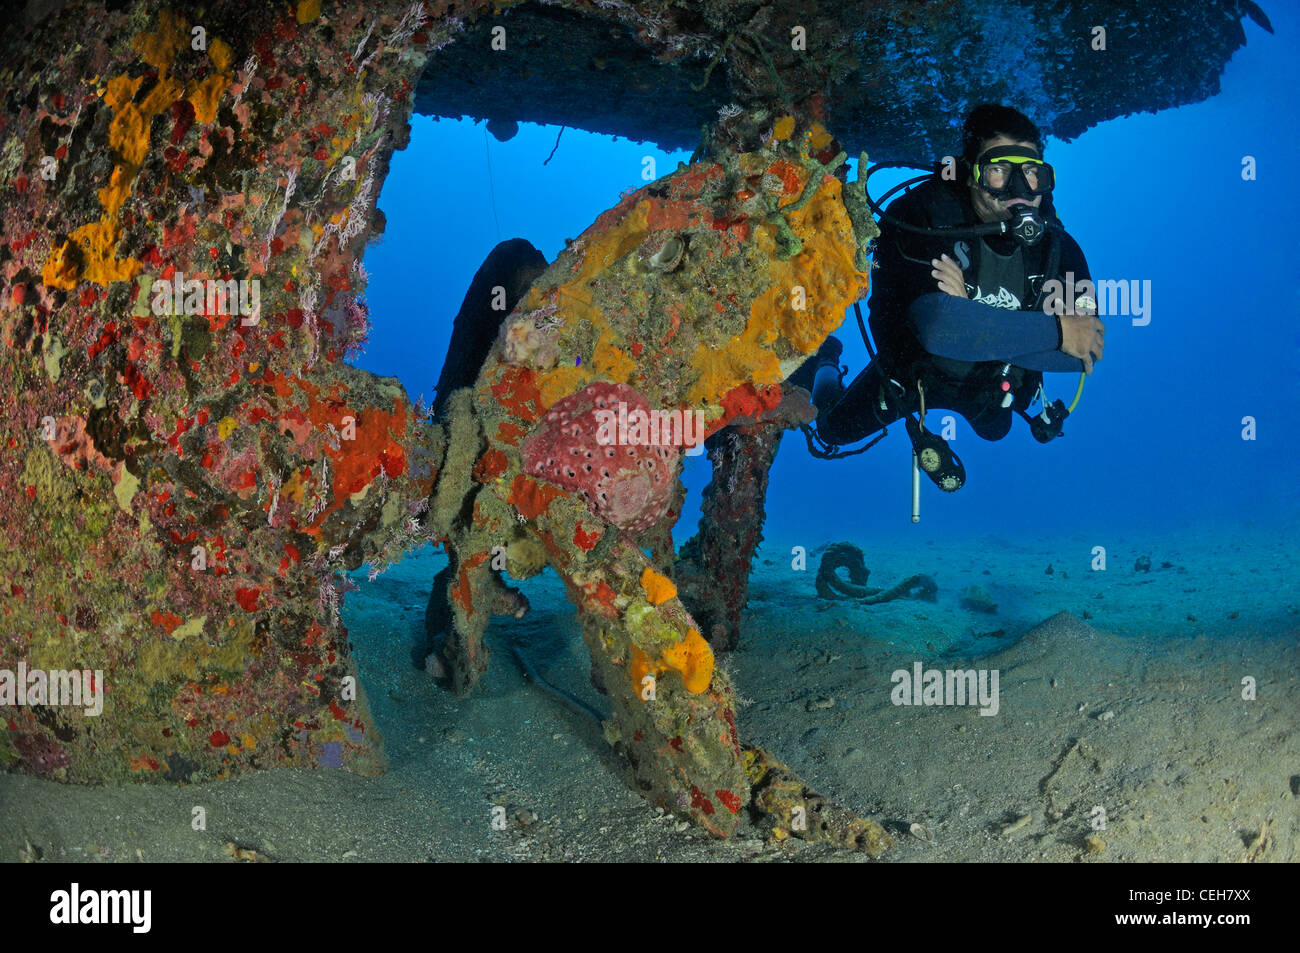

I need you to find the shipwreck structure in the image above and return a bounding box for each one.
[0,0,1268,849]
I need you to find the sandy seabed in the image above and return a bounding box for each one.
[2,524,1296,863]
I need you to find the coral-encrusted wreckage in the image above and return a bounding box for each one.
[0,0,1264,851]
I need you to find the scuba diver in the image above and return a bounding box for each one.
[793,104,1105,495]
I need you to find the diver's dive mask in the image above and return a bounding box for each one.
[973,147,1055,200]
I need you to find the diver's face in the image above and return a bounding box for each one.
[968,135,1043,223]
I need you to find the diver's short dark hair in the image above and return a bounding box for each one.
[961,104,1043,165]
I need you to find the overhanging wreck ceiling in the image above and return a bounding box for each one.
[414,0,1273,161]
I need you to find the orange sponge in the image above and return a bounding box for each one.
[661,628,714,695]
[640,567,678,605]
[627,627,714,696]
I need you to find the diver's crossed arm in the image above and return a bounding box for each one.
[1004,346,1088,374]
[906,292,1082,373]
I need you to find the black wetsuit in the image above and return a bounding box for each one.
[818,177,1091,445]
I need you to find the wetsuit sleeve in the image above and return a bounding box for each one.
[909,293,1063,361]
[1005,348,1084,373]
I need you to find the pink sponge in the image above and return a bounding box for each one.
[522,382,679,533]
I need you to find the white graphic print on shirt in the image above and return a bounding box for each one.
[970,285,1021,309]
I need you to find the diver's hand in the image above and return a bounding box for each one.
[930,254,967,298]
[1059,313,1106,374]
